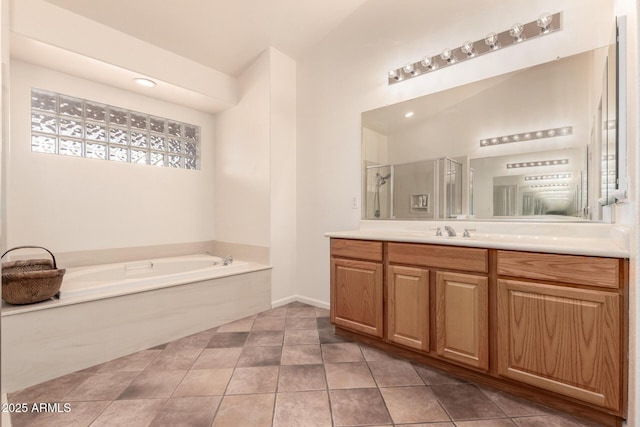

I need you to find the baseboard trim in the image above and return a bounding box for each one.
[272,295,329,310]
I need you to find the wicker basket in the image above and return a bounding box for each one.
[2,246,66,305]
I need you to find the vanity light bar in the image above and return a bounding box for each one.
[524,173,571,181]
[388,12,562,85]
[480,126,572,147]
[507,159,568,169]
[530,183,570,188]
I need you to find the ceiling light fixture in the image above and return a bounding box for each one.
[479,126,572,147]
[134,78,156,88]
[387,12,561,85]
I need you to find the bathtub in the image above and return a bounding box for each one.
[61,254,250,300]
[3,253,271,392]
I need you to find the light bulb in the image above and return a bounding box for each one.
[501,136,510,143]
[547,129,556,137]
[535,131,543,138]
[509,23,524,42]
[560,127,570,135]
[512,134,520,141]
[440,48,454,63]
[537,13,553,33]
[403,63,415,75]
[523,133,531,139]
[388,69,399,79]
[484,32,499,50]
[480,139,488,146]
[461,41,475,56]
[420,56,434,69]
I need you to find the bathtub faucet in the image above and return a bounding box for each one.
[222,255,234,266]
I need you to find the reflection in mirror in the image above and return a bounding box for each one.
[362,37,618,222]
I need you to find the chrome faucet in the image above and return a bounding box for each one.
[444,226,456,237]
[222,255,234,266]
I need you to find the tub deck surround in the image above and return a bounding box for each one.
[324,220,630,257]
[1,257,271,317]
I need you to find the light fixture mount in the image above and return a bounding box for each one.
[387,12,561,85]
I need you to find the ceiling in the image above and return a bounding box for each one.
[44,0,369,77]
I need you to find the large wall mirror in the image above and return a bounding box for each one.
[362,20,620,223]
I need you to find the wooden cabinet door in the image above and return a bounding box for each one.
[497,279,621,410]
[331,257,384,337]
[387,265,429,351]
[435,271,488,370]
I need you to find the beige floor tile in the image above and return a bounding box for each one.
[144,348,202,371]
[321,343,364,363]
[368,360,424,387]
[329,388,392,426]
[118,370,187,399]
[212,393,275,427]
[325,362,376,389]
[281,345,323,365]
[150,396,221,427]
[91,399,165,427]
[284,329,320,345]
[172,368,233,397]
[225,366,279,394]
[274,391,332,427]
[192,348,243,369]
[277,364,327,392]
[64,371,139,401]
[380,386,450,424]
[236,346,282,367]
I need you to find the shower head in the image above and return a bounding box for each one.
[376,172,391,186]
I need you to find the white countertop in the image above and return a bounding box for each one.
[325,221,630,258]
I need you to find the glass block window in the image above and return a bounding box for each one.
[30,88,201,170]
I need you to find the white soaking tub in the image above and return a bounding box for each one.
[61,254,250,300]
[2,253,271,392]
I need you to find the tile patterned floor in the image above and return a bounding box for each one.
[8,302,605,427]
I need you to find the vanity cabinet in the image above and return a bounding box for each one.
[387,265,429,351]
[496,251,624,411]
[387,242,489,369]
[329,238,627,426]
[330,239,384,338]
[436,271,489,370]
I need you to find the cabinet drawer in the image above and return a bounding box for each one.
[331,239,383,262]
[388,243,488,273]
[497,251,621,289]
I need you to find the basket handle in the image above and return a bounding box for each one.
[1,246,58,269]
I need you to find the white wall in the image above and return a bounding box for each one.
[269,48,298,304]
[215,48,298,304]
[214,51,271,247]
[7,60,216,253]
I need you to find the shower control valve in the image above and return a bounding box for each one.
[429,226,443,236]
[463,228,476,238]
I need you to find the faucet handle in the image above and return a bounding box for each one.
[429,226,442,236]
[463,228,476,238]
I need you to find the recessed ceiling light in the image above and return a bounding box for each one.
[404,112,414,118]
[134,78,156,88]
